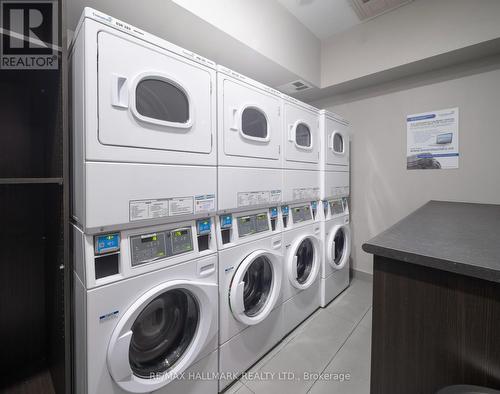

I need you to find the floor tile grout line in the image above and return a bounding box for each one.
[240,309,323,384]
[237,281,373,392]
[306,306,372,394]
[240,309,359,391]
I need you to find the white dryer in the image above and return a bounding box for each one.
[70,8,217,233]
[319,198,351,307]
[73,217,219,393]
[216,207,283,391]
[282,95,320,203]
[281,202,321,336]
[319,110,350,200]
[217,66,283,212]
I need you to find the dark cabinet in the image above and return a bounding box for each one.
[0,0,69,392]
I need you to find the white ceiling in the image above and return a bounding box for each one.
[276,0,361,40]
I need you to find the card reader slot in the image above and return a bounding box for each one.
[221,229,231,244]
[95,253,119,279]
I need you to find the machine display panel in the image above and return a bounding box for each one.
[291,205,312,223]
[131,232,167,266]
[130,227,193,266]
[95,233,120,255]
[197,219,211,235]
[255,213,269,233]
[330,199,344,215]
[269,207,278,219]
[171,228,193,255]
[237,212,269,237]
[220,215,233,229]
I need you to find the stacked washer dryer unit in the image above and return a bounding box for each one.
[71,9,219,393]
[281,95,321,335]
[319,110,351,307]
[216,66,284,391]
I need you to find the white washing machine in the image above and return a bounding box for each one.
[319,110,350,200]
[282,95,320,203]
[70,8,217,233]
[319,198,351,307]
[281,201,321,336]
[216,207,284,391]
[73,217,219,393]
[217,66,283,212]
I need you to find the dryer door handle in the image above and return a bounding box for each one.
[288,124,295,142]
[328,131,335,150]
[230,108,239,131]
[111,74,129,108]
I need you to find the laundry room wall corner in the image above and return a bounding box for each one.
[312,56,500,274]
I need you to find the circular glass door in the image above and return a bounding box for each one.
[242,256,272,317]
[295,238,314,284]
[230,251,282,325]
[333,228,345,266]
[288,236,319,290]
[129,289,199,378]
[328,225,350,270]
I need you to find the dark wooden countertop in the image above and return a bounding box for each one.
[362,200,500,283]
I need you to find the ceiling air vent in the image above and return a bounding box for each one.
[350,0,413,21]
[277,79,313,95]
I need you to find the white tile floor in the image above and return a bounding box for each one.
[223,276,373,394]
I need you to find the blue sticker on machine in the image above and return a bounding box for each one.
[281,206,289,216]
[99,310,119,322]
[95,233,120,255]
[197,219,211,235]
[269,207,278,218]
[220,215,232,229]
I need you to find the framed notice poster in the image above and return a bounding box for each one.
[406,108,459,170]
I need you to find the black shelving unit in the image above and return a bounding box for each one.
[0,0,69,393]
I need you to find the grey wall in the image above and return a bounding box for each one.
[321,0,500,88]
[313,56,500,274]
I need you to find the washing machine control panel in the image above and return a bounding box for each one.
[329,199,345,216]
[291,204,312,223]
[237,212,269,237]
[130,227,193,266]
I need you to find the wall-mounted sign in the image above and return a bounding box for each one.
[406,107,459,170]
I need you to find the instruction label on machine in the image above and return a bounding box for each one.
[237,190,282,207]
[168,197,194,216]
[407,107,459,169]
[195,194,216,213]
[293,187,320,200]
[129,199,169,221]
[129,196,194,221]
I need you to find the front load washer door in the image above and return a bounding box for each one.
[98,31,214,155]
[229,250,282,326]
[326,224,351,270]
[287,235,320,290]
[107,280,216,393]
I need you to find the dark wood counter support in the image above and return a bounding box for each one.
[364,201,500,394]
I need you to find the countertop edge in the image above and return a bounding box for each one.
[362,243,500,284]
